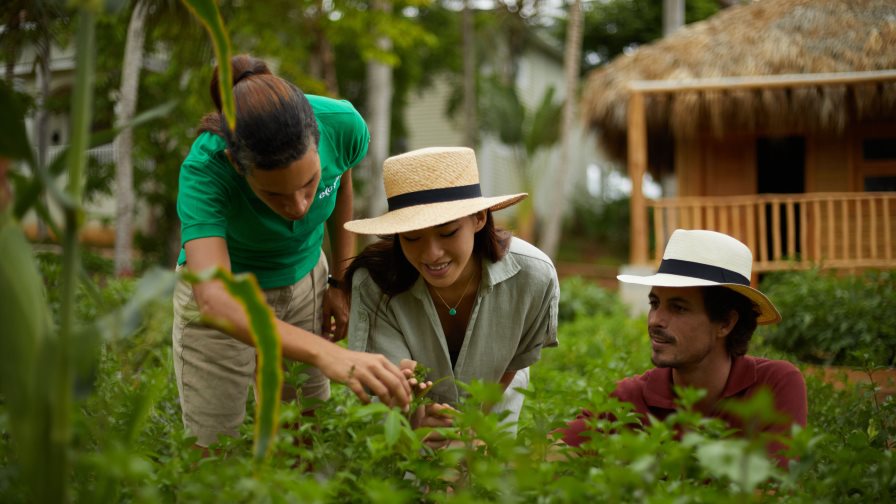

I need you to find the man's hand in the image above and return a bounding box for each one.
[316,346,411,408]
[321,284,349,341]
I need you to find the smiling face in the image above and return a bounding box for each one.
[398,212,487,289]
[243,149,321,221]
[647,286,731,371]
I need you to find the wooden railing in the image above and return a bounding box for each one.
[648,192,896,273]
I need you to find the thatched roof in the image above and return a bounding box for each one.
[582,0,896,166]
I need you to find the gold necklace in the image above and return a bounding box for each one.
[432,270,477,316]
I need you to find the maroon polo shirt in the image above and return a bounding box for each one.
[560,356,807,463]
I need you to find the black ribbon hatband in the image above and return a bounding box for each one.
[657,258,750,286]
[387,184,482,211]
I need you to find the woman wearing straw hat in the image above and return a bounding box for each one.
[172,55,410,448]
[344,146,560,432]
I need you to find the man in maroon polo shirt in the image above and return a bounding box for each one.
[560,229,807,464]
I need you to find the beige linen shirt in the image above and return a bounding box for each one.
[348,238,559,407]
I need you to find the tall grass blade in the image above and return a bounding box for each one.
[0,81,35,166]
[182,268,284,463]
[53,8,97,502]
[180,0,235,130]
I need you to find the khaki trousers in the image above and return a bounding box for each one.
[172,252,330,447]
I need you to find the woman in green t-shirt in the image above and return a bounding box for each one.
[172,55,410,447]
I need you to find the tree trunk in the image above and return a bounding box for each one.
[309,0,339,95]
[663,0,685,36]
[461,0,477,148]
[539,0,582,259]
[362,0,393,225]
[113,0,148,276]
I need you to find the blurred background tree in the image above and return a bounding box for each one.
[3,0,727,271]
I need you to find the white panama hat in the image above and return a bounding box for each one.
[617,229,782,325]
[344,146,527,235]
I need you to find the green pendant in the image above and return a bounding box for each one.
[448,308,457,316]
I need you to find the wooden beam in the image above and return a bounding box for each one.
[628,90,649,265]
[629,69,896,94]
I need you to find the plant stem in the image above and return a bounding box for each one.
[54,8,96,503]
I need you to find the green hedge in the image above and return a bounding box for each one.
[758,269,896,367]
[557,276,627,324]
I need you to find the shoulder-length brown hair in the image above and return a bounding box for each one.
[344,211,511,298]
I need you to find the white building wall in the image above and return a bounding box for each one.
[403,46,599,229]
[403,78,465,150]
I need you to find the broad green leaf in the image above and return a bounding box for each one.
[695,438,776,492]
[383,409,401,447]
[718,388,787,434]
[0,80,36,166]
[95,267,177,339]
[182,267,283,463]
[180,0,235,130]
[0,212,54,502]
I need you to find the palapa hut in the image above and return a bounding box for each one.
[582,0,896,274]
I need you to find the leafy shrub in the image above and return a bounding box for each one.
[557,276,626,324]
[3,266,896,502]
[560,196,630,263]
[758,269,896,367]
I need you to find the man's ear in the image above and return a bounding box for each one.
[718,309,739,339]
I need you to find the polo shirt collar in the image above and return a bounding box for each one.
[720,355,756,398]
[409,251,522,300]
[642,355,755,410]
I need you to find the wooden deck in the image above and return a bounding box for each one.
[647,192,896,272]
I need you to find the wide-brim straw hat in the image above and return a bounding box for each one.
[345,146,527,235]
[617,229,782,325]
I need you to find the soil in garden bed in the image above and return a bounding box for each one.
[804,365,896,401]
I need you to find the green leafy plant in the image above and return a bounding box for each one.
[758,268,896,367]
[0,0,236,500]
[3,1,895,500]
[557,276,627,324]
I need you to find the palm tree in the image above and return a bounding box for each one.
[478,76,562,242]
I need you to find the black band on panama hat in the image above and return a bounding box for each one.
[345,147,527,235]
[617,229,782,325]
[656,258,751,286]
[386,183,482,212]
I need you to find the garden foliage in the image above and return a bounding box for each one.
[759,268,896,367]
[3,1,894,501]
[4,264,896,502]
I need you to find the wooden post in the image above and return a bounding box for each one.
[628,90,649,265]
[870,197,878,260]
[653,202,665,263]
[884,197,892,261]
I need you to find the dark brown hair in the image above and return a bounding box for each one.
[198,54,320,174]
[702,286,760,357]
[344,211,511,298]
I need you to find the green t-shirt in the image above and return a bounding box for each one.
[176,95,369,289]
